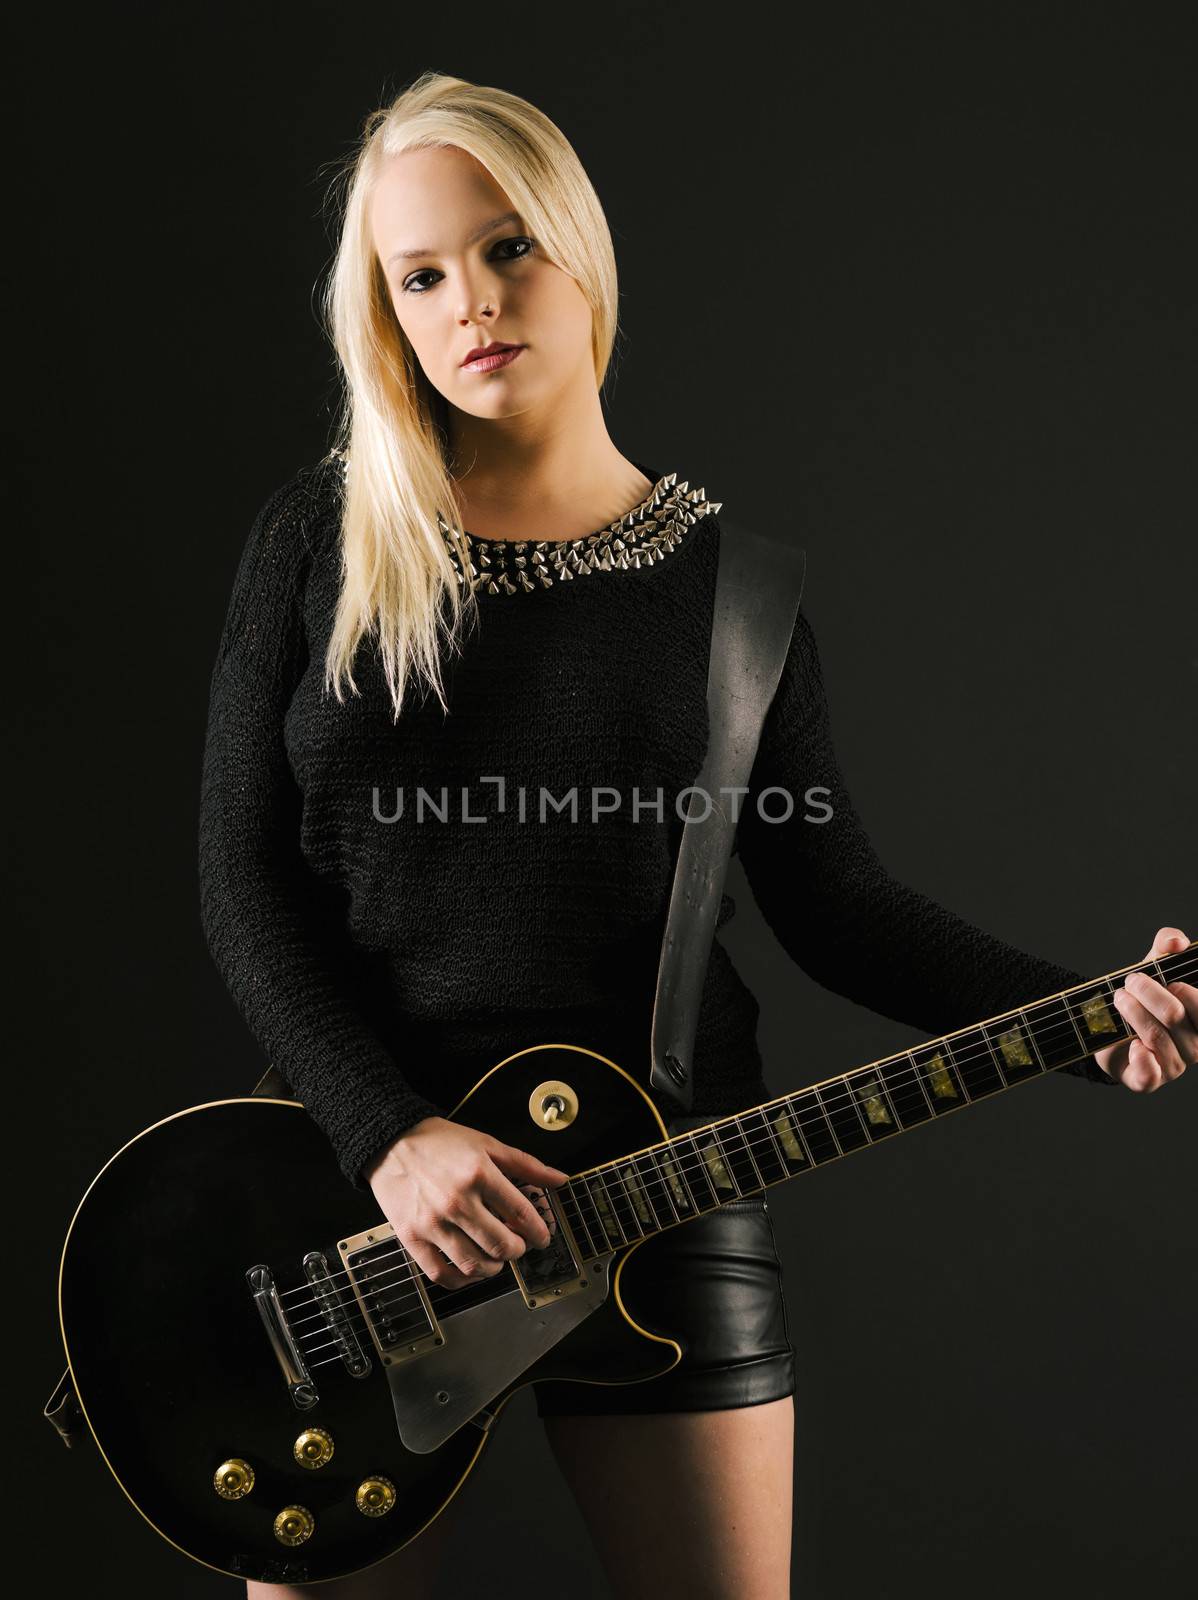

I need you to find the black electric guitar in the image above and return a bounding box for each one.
[54,943,1193,1585]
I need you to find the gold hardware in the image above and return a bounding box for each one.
[529,1079,578,1131]
[356,1476,397,1518]
[273,1505,314,1546]
[338,1223,441,1366]
[293,1427,334,1469]
[213,1458,254,1500]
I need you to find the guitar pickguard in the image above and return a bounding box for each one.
[384,1247,616,1453]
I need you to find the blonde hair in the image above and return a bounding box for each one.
[317,70,621,719]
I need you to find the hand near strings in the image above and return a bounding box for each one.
[364,1117,568,1290]
[1092,926,1197,1090]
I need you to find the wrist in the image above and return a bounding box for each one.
[363,1115,445,1186]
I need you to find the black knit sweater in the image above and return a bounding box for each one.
[197,454,1115,1189]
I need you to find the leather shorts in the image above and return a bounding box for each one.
[533,1191,795,1417]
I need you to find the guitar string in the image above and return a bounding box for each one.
[278,951,1195,1328]
[284,966,1197,1343]
[290,973,1197,1354]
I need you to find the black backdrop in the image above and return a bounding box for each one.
[13,4,1196,1596]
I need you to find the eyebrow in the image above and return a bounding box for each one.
[386,210,524,266]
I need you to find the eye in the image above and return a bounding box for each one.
[401,236,535,295]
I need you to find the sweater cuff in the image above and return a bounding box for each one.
[338,1084,447,1193]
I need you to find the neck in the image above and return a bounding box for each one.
[552,942,1196,1255]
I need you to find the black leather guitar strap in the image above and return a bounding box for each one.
[649,516,807,1116]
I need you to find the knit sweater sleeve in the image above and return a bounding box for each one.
[198,468,445,1189]
[735,609,1118,1087]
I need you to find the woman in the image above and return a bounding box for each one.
[198,71,1195,1599]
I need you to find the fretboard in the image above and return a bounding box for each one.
[554,942,1196,1257]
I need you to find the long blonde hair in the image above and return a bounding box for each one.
[318,70,621,719]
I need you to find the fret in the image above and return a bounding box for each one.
[911,1042,966,1112]
[1098,977,1134,1044]
[562,1179,603,1257]
[712,1117,766,1194]
[847,1067,902,1143]
[697,1127,742,1198]
[740,1107,791,1185]
[585,1172,628,1246]
[981,1015,1041,1085]
[557,1188,599,1260]
[603,1165,646,1240]
[1069,984,1123,1050]
[791,1088,840,1163]
[675,1133,721,1212]
[612,1160,654,1233]
[944,1029,1003,1099]
[814,1080,870,1155]
[631,1150,679,1230]
[658,1143,699,1216]
[764,1098,812,1171]
[1022,995,1086,1068]
[879,1051,935,1127]
[1016,1008,1048,1074]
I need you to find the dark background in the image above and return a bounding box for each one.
[13,3,1196,1595]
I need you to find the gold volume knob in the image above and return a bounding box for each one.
[293,1426,335,1469]
[213,1459,254,1500]
[273,1505,315,1546]
[355,1476,396,1517]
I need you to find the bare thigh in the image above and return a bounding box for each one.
[244,1486,460,1600]
[542,1396,794,1600]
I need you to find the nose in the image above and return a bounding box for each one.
[458,297,496,326]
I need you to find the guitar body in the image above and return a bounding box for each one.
[58,1046,680,1584]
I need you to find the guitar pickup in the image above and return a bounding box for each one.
[338,1225,442,1368]
[509,1190,587,1308]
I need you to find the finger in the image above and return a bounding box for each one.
[480,1167,553,1250]
[488,1141,570,1189]
[1146,926,1190,959]
[1126,1038,1165,1092]
[456,1191,529,1263]
[1117,975,1193,1079]
[427,1219,505,1282]
[1168,981,1198,1034]
[404,1233,475,1291]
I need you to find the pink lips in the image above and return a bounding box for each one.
[461,345,524,374]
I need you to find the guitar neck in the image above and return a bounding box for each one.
[555,942,1197,1254]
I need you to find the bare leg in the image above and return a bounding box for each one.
[542,1396,794,1600]
[245,1486,459,1600]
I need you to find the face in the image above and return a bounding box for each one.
[370,145,595,431]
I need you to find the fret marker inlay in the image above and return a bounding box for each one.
[927,1051,958,1099]
[1080,994,1118,1037]
[701,1140,735,1191]
[854,1075,893,1125]
[622,1167,653,1226]
[997,1026,1033,1069]
[660,1154,690,1209]
[588,1179,622,1242]
[773,1110,805,1162]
